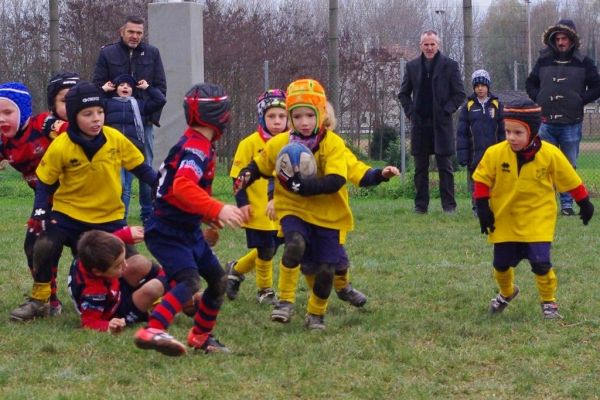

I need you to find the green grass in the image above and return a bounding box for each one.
[2,167,600,399]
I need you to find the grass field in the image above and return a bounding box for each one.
[1,167,600,399]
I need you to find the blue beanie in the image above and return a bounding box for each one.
[0,82,32,131]
[112,74,137,88]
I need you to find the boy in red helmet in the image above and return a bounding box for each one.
[134,83,246,356]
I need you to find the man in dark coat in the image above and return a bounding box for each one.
[398,30,465,214]
[526,19,600,216]
[93,15,167,224]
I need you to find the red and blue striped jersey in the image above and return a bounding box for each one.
[0,112,66,189]
[153,128,223,230]
[68,259,121,332]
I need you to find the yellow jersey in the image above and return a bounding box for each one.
[36,126,145,223]
[255,131,353,232]
[473,141,582,243]
[230,131,276,231]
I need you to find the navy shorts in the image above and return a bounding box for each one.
[280,215,343,265]
[144,217,222,282]
[245,228,283,249]
[115,279,148,325]
[493,242,552,269]
[51,211,130,254]
[301,246,349,275]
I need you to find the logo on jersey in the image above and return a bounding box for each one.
[184,147,207,162]
[501,162,510,173]
[536,168,547,180]
[180,159,203,178]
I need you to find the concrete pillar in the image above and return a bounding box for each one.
[148,1,204,167]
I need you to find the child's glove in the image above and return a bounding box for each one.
[576,197,594,225]
[233,169,252,194]
[27,208,50,236]
[475,198,495,234]
[280,171,303,193]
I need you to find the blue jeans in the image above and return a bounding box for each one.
[139,124,154,222]
[539,122,582,209]
[121,168,134,219]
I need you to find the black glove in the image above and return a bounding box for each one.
[475,198,495,234]
[280,171,303,193]
[576,197,594,225]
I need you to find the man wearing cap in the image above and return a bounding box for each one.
[399,30,465,214]
[93,15,166,224]
[526,19,600,216]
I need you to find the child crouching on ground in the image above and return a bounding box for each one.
[473,94,594,319]
[68,228,166,333]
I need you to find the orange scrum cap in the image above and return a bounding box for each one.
[286,79,328,131]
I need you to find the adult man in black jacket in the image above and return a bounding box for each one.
[399,30,465,214]
[526,19,600,216]
[93,15,166,224]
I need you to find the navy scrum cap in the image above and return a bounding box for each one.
[65,81,104,125]
[47,71,80,111]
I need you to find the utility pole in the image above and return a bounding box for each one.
[328,0,340,118]
[435,9,445,50]
[525,0,532,73]
[263,60,269,91]
[463,0,473,91]
[399,58,406,181]
[49,0,59,73]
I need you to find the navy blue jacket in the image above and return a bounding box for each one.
[93,40,166,126]
[104,87,166,150]
[456,93,505,169]
[526,48,600,124]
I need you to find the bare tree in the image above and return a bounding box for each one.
[0,0,49,111]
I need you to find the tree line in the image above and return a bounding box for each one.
[0,0,597,160]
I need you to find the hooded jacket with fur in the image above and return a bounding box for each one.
[525,20,600,124]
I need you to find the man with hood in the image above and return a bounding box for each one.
[526,19,600,216]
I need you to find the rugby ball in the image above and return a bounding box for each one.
[275,142,317,181]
